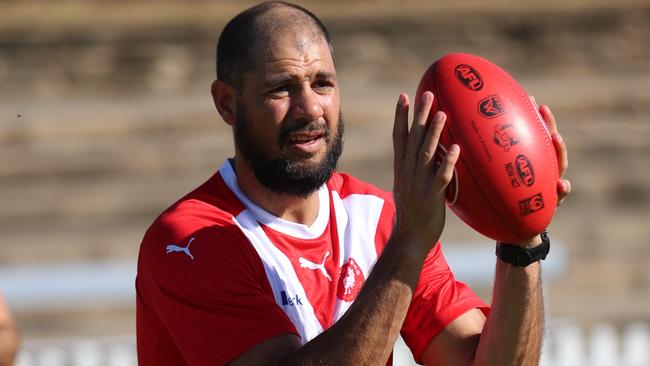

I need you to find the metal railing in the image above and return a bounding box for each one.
[15,320,650,366]
[16,335,136,366]
[6,246,648,365]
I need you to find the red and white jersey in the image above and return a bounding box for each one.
[136,160,488,365]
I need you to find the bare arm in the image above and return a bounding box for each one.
[422,259,543,366]
[0,294,19,366]
[423,104,571,366]
[476,260,543,366]
[230,91,459,366]
[233,231,436,366]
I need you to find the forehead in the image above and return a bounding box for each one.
[248,31,335,79]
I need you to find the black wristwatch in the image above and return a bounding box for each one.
[495,230,550,267]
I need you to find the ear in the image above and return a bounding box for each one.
[211,80,237,126]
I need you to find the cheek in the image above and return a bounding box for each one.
[244,99,287,142]
[322,94,341,130]
[261,99,290,125]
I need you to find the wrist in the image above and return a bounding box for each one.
[496,231,550,267]
[518,234,543,249]
[388,225,438,261]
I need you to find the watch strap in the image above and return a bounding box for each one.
[495,230,550,267]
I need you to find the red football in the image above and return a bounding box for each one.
[416,53,559,243]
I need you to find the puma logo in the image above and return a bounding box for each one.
[298,251,332,281]
[166,237,195,260]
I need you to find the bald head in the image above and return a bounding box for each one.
[216,1,333,91]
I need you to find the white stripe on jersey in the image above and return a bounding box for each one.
[232,210,324,342]
[219,160,385,343]
[331,192,382,321]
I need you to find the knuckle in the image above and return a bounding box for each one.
[439,174,451,186]
[419,149,433,161]
[441,169,454,184]
[435,167,452,185]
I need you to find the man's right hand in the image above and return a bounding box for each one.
[391,91,460,255]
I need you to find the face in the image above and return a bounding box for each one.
[233,32,343,197]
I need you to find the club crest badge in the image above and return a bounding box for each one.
[337,258,364,302]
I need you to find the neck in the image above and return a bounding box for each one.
[232,156,321,226]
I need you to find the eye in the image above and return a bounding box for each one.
[268,85,290,97]
[312,80,335,93]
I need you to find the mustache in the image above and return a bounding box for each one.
[279,121,330,144]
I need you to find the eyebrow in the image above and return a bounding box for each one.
[315,71,337,80]
[262,71,337,88]
[262,74,294,88]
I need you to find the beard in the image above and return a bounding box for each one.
[234,106,344,198]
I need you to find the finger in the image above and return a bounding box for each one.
[557,179,571,205]
[433,144,460,196]
[553,132,569,177]
[404,92,434,175]
[540,104,558,136]
[393,93,409,182]
[417,110,446,169]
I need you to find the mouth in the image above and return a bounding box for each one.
[289,131,324,143]
[286,131,326,153]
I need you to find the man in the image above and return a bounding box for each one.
[0,293,19,366]
[136,2,571,365]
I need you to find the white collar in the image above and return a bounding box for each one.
[219,159,330,239]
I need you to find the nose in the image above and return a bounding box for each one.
[291,86,324,122]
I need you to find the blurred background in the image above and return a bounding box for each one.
[0,0,648,365]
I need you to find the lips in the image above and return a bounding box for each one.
[283,129,327,155]
[288,131,324,144]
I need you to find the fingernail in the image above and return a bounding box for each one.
[556,133,563,143]
[449,144,459,154]
[421,92,431,103]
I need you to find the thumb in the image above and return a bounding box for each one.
[434,144,460,195]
